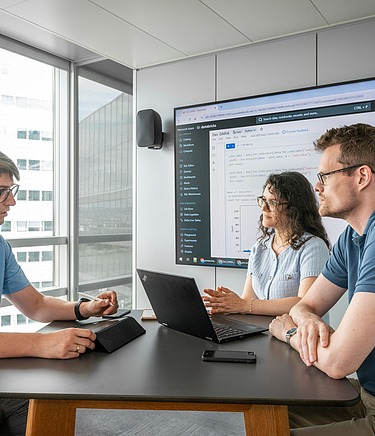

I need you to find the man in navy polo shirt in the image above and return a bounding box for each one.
[270,123,375,435]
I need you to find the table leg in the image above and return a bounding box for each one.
[26,399,76,436]
[243,404,289,436]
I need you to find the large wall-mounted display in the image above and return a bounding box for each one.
[174,77,375,269]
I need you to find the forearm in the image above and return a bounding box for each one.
[0,332,45,358]
[250,296,301,316]
[27,295,75,322]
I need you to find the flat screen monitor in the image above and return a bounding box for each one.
[174,77,375,269]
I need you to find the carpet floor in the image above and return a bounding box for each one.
[75,410,245,436]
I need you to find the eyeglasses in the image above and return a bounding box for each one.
[316,164,364,185]
[0,184,20,203]
[257,196,288,210]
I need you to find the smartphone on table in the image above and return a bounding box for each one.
[202,350,256,363]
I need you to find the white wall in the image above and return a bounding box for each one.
[135,19,375,328]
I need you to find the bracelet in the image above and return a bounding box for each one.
[249,298,255,313]
[74,298,90,320]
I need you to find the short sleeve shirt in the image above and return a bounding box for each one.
[322,212,375,396]
[247,232,330,300]
[0,235,29,298]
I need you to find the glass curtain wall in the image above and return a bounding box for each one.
[77,74,133,308]
[0,40,133,330]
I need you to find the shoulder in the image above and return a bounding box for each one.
[301,233,329,251]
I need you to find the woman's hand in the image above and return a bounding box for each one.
[202,286,247,314]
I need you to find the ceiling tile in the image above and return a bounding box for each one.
[201,0,327,40]
[311,0,375,24]
[91,0,250,55]
[3,0,184,68]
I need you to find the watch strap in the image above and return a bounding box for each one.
[74,297,90,320]
[285,327,298,345]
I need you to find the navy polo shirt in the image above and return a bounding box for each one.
[322,211,375,395]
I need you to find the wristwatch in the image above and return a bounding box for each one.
[285,327,298,345]
[74,297,90,320]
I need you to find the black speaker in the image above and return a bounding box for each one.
[136,109,163,149]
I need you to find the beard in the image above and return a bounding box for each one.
[318,197,354,220]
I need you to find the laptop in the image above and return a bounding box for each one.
[137,269,268,343]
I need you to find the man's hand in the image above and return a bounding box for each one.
[35,328,96,359]
[297,313,333,366]
[202,286,246,314]
[269,313,297,342]
[79,290,119,318]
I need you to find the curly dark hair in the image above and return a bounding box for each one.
[258,172,331,250]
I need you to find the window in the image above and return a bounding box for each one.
[17,221,27,232]
[0,42,132,330]
[42,191,53,201]
[78,73,132,307]
[28,130,40,140]
[28,160,40,170]
[28,221,40,232]
[17,190,27,201]
[1,315,11,327]
[42,221,53,231]
[17,252,27,262]
[17,129,27,139]
[17,314,26,324]
[17,159,27,169]
[28,190,40,201]
[1,221,11,231]
[42,251,53,261]
[28,252,40,262]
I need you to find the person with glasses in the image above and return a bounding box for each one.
[203,171,330,316]
[269,123,375,434]
[0,151,119,435]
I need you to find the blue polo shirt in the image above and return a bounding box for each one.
[0,235,29,298]
[247,233,329,300]
[322,211,375,396]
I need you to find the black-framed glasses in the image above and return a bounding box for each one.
[316,164,364,186]
[257,196,288,210]
[0,184,20,203]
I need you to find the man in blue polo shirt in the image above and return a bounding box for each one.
[269,123,375,434]
[0,151,119,435]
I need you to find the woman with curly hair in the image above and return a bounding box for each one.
[203,172,331,316]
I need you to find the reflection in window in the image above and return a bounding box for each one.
[78,77,133,304]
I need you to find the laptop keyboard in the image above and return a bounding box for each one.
[212,321,244,338]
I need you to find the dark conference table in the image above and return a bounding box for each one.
[0,312,359,436]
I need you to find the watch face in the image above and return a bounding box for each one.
[287,327,297,336]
